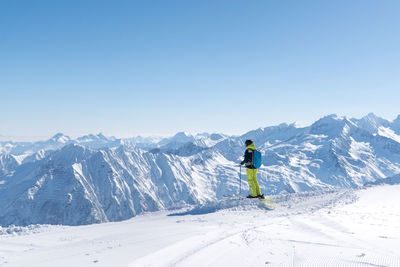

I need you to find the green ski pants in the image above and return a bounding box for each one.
[246,168,261,197]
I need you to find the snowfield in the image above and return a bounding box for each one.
[1,184,399,267]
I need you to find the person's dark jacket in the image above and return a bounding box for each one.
[240,143,256,169]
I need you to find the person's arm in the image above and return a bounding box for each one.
[240,150,250,165]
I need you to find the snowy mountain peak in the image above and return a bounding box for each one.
[77,133,110,142]
[363,112,379,120]
[157,131,195,147]
[74,133,121,149]
[310,114,348,136]
[392,115,400,126]
[318,114,342,122]
[209,133,224,141]
[277,122,290,128]
[96,132,110,140]
[50,133,71,143]
[290,122,302,128]
[360,112,387,124]
[354,113,390,134]
[49,143,94,164]
[173,131,192,139]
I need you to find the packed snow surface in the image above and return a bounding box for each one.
[1,184,399,267]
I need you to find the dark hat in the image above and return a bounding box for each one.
[245,139,253,146]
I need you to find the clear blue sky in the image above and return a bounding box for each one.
[1,0,399,140]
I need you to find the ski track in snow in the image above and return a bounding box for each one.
[130,189,362,267]
[1,185,400,267]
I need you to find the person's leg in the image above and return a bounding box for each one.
[252,169,261,196]
[246,168,256,196]
[247,169,261,197]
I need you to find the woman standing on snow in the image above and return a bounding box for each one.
[240,139,264,199]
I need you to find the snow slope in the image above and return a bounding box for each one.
[0,184,399,266]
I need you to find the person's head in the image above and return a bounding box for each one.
[245,139,253,147]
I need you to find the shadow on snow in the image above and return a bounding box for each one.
[168,198,265,216]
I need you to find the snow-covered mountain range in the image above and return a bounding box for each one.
[1,113,400,226]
